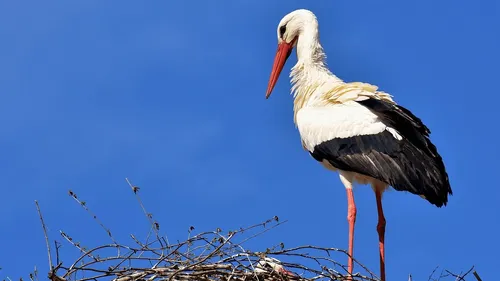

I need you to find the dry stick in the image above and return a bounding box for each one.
[208,232,260,281]
[60,231,98,265]
[125,178,168,249]
[129,234,165,258]
[54,241,62,266]
[29,266,39,281]
[269,245,376,278]
[472,270,482,281]
[167,233,235,281]
[75,255,168,269]
[107,251,137,273]
[444,266,474,281]
[64,244,136,277]
[438,268,449,281]
[153,243,187,268]
[34,200,53,270]
[76,273,112,281]
[68,190,120,255]
[428,266,440,281]
[230,219,288,250]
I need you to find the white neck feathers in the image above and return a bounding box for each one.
[289,22,343,115]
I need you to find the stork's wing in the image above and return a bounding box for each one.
[297,98,452,207]
[356,98,435,157]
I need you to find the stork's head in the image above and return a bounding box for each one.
[266,9,319,99]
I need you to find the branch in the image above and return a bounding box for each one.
[34,200,53,271]
[473,270,483,281]
[125,178,167,248]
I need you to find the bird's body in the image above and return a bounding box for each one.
[265,9,452,281]
[295,81,450,206]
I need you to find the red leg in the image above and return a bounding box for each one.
[375,190,386,281]
[346,188,357,278]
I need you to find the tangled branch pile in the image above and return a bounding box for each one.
[49,217,378,281]
[29,179,480,281]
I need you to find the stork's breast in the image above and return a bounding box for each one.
[296,101,388,152]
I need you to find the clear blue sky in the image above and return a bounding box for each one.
[1,1,498,280]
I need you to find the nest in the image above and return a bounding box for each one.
[27,179,480,281]
[49,216,379,281]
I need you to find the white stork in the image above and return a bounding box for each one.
[265,9,452,281]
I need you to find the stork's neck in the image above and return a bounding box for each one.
[295,24,326,65]
[290,26,344,115]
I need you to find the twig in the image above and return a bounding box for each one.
[125,178,168,248]
[60,231,97,263]
[54,241,61,266]
[34,200,53,270]
[472,270,482,281]
[428,265,440,281]
[444,266,474,281]
[167,233,235,281]
[67,190,120,256]
[230,218,288,250]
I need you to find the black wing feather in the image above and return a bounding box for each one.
[311,98,452,207]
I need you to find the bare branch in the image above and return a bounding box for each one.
[473,270,482,281]
[125,178,167,248]
[67,190,119,252]
[444,266,475,281]
[34,200,53,271]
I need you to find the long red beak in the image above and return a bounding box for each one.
[265,40,295,99]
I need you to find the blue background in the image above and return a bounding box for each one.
[1,1,498,280]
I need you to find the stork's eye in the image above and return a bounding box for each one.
[279,25,286,38]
